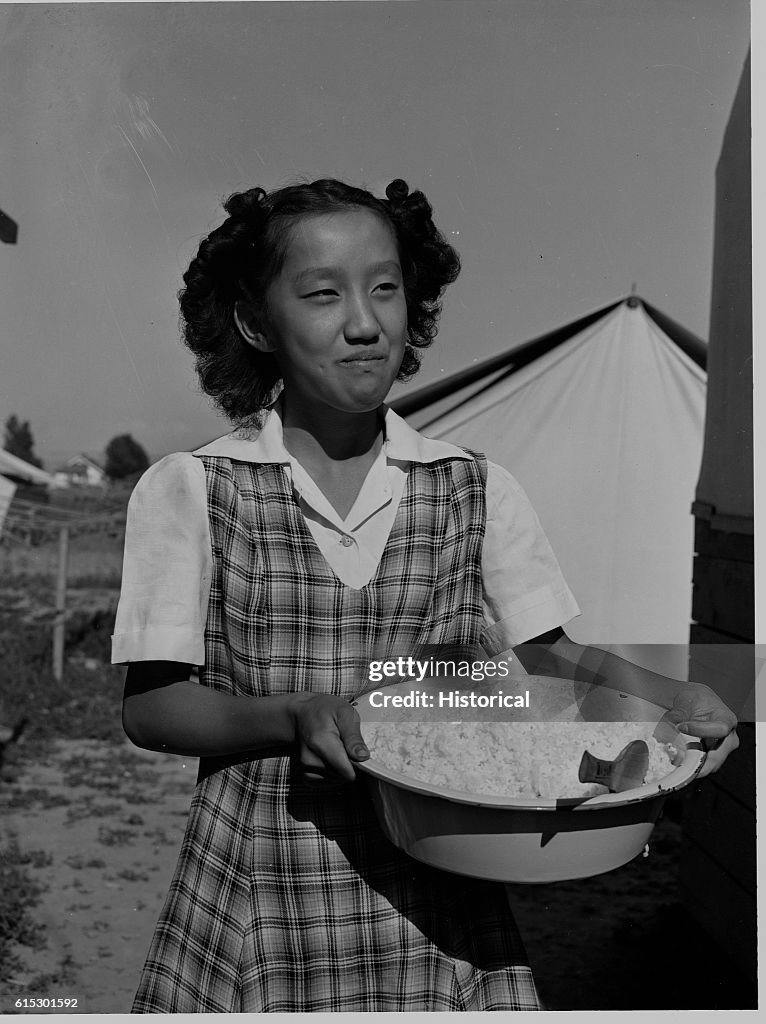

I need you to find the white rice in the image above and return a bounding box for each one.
[362,721,684,799]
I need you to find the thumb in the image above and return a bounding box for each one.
[337,706,370,761]
[348,735,370,761]
[675,719,732,740]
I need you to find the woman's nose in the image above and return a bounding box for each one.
[344,295,380,341]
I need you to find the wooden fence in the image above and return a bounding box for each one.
[0,496,127,680]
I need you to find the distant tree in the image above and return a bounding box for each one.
[3,414,43,468]
[104,434,150,480]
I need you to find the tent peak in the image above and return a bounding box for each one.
[618,295,706,369]
[391,295,705,418]
[392,298,624,417]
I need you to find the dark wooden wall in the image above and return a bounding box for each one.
[682,50,755,986]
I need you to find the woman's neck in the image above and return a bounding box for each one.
[280,399,384,465]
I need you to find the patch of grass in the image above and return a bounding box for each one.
[0,609,125,780]
[15,848,53,870]
[123,790,162,806]
[2,787,72,810]
[96,825,135,848]
[62,762,157,794]
[64,853,109,871]
[59,747,166,811]
[0,837,48,975]
[62,609,117,661]
[62,772,121,796]
[85,920,110,934]
[61,746,151,776]
[64,800,122,825]
[0,517,126,590]
[27,951,79,989]
[68,572,123,590]
[142,827,176,847]
[115,867,150,883]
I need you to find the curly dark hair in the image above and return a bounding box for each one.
[179,178,460,422]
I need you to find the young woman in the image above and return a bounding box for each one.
[112,178,737,1012]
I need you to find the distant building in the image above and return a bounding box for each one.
[52,454,108,489]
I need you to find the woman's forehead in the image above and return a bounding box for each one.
[280,209,399,271]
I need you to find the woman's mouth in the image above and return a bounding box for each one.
[339,354,386,367]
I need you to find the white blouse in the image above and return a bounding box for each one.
[111,405,579,665]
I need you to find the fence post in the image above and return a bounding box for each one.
[52,524,69,681]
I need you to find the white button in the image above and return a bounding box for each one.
[339,534,354,547]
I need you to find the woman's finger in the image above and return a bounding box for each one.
[672,685,737,723]
[679,718,736,739]
[291,698,369,782]
[694,730,740,778]
[294,748,344,785]
[335,704,370,762]
[300,728,358,782]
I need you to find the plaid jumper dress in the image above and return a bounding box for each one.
[132,452,540,1012]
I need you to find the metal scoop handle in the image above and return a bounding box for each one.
[578,739,650,793]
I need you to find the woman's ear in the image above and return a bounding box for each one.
[234,301,274,353]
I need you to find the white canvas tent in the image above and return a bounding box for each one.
[0,446,56,487]
[0,447,57,537]
[0,473,15,535]
[392,297,707,654]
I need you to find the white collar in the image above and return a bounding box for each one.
[192,401,470,466]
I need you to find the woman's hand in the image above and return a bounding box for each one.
[289,693,370,783]
[665,682,739,778]
[513,636,741,781]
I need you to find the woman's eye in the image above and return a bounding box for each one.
[375,282,399,293]
[305,289,337,298]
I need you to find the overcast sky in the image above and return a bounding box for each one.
[0,0,751,466]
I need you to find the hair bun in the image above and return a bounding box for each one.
[385,180,433,236]
[224,187,268,223]
[385,179,410,204]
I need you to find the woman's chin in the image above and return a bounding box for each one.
[287,375,397,418]
[335,379,395,413]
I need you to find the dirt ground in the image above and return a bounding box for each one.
[0,734,757,1014]
[0,739,196,1014]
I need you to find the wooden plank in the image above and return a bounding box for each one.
[680,842,757,983]
[690,623,747,644]
[691,555,754,639]
[681,780,756,888]
[694,517,754,562]
[692,502,754,537]
[677,717,754,978]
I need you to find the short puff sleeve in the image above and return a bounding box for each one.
[111,453,211,665]
[481,462,580,653]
